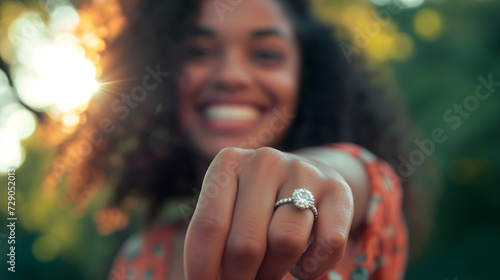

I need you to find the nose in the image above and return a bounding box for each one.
[211,48,251,93]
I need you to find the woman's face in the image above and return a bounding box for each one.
[177,0,300,160]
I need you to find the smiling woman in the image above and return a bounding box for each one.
[45,0,426,279]
[177,0,300,160]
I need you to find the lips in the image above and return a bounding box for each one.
[197,102,268,133]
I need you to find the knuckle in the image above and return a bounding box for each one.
[322,178,354,209]
[253,147,286,172]
[217,147,244,162]
[324,231,347,260]
[226,235,264,265]
[269,221,307,255]
[290,159,322,178]
[337,180,352,194]
[255,147,281,162]
[322,177,345,193]
[336,180,354,208]
[191,210,228,239]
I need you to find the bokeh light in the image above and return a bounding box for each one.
[32,234,60,262]
[327,3,416,62]
[401,0,426,9]
[0,127,25,171]
[414,8,444,41]
[9,12,99,113]
[0,69,33,172]
[15,36,99,112]
[61,112,81,128]
[371,0,392,6]
[2,103,37,140]
[0,0,110,172]
[390,33,415,61]
[50,5,80,33]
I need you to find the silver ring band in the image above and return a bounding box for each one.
[274,188,318,220]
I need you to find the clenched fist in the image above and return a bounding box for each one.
[184,146,368,280]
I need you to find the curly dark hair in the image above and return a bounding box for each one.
[45,0,432,257]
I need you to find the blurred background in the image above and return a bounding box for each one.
[0,0,499,279]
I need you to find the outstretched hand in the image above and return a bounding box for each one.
[184,147,356,280]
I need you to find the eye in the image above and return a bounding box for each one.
[252,49,284,66]
[187,46,214,61]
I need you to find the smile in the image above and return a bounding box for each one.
[204,104,260,122]
[198,103,268,133]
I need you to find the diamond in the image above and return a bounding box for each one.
[292,188,314,209]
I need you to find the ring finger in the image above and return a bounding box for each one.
[256,166,321,279]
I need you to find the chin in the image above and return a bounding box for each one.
[188,132,255,161]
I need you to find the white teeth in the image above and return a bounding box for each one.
[204,105,260,122]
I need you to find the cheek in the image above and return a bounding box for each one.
[177,65,210,124]
[261,71,299,111]
[178,65,210,98]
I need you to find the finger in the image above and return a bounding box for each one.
[256,161,322,280]
[256,198,314,279]
[290,183,354,280]
[221,147,288,280]
[184,148,243,280]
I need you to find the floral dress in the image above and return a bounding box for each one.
[108,143,408,280]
